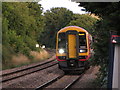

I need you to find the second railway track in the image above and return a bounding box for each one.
[35,73,84,90]
[2,58,58,83]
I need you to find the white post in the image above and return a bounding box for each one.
[112,44,119,89]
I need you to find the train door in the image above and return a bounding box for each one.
[68,34,77,58]
[67,31,79,59]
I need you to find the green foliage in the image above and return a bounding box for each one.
[80,2,120,33]
[39,7,97,48]
[39,7,74,48]
[2,2,98,70]
[2,2,44,68]
[68,14,97,33]
[92,21,109,87]
[79,2,120,87]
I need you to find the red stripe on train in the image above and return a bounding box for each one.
[56,56,66,61]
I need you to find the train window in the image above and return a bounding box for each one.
[58,33,66,53]
[79,32,87,53]
[79,32,87,48]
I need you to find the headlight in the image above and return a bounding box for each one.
[79,49,86,53]
[58,49,65,54]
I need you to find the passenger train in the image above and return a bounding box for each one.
[56,26,93,72]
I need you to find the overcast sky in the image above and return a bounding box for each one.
[38,0,86,14]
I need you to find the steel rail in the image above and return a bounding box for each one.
[35,73,84,90]
[35,74,65,90]
[63,73,84,90]
[2,59,55,77]
[2,62,58,83]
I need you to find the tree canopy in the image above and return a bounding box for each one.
[80,2,120,33]
[39,7,74,48]
[39,7,97,48]
[2,2,97,71]
[68,14,97,33]
[2,2,44,68]
[79,2,120,87]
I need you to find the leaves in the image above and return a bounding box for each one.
[39,7,97,48]
[68,14,97,33]
[2,2,44,63]
[79,2,120,87]
[39,7,73,48]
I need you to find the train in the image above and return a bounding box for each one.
[56,26,93,72]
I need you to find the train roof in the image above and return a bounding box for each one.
[58,26,88,34]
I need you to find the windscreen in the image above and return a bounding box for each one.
[79,32,87,49]
[58,33,66,50]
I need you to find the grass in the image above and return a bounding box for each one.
[2,49,52,70]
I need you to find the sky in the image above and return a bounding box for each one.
[38,0,86,14]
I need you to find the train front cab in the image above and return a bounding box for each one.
[56,26,90,71]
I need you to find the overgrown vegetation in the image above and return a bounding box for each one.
[67,14,97,33]
[2,2,97,70]
[39,7,74,48]
[39,8,97,48]
[79,2,120,87]
[2,2,44,69]
[2,2,120,88]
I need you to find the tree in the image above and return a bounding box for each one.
[67,14,97,33]
[80,2,120,33]
[79,2,120,87]
[2,2,44,69]
[39,7,73,48]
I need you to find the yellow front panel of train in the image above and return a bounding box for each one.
[68,34,76,58]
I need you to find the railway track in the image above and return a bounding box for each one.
[63,75,83,90]
[35,74,65,90]
[2,59,58,83]
[35,73,84,90]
